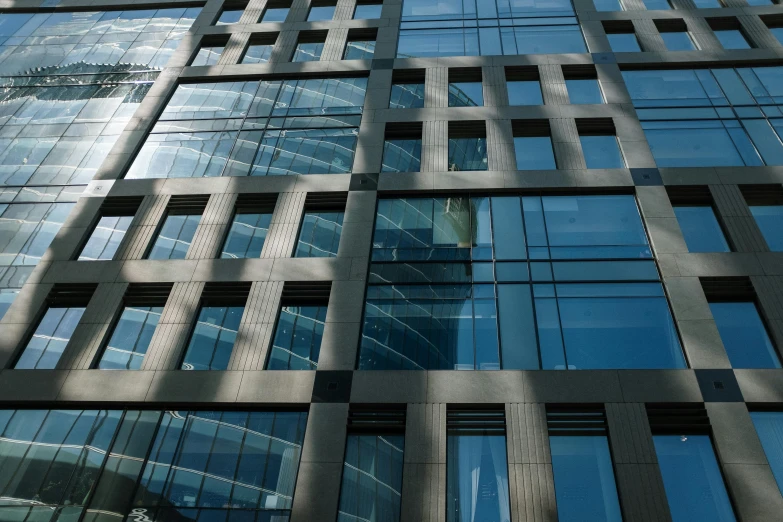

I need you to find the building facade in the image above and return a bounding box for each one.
[0,0,783,520]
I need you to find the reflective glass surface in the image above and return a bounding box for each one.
[654,435,736,522]
[771,27,783,45]
[750,412,783,495]
[693,0,721,5]
[262,7,290,21]
[449,82,484,107]
[594,0,624,11]
[715,30,750,50]
[267,305,326,370]
[308,5,336,21]
[514,136,557,169]
[550,436,622,522]
[0,409,307,521]
[15,306,85,369]
[354,4,383,18]
[0,288,18,321]
[98,305,162,369]
[193,45,224,66]
[390,83,425,109]
[382,139,422,172]
[673,206,730,253]
[221,212,272,259]
[147,214,201,260]
[607,33,641,52]
[78,215,133,260]
[0,202,75,266]
[127,78,367,178]
[293,41,324,62]
[242,44,274,63]
[566,79,604,104]
[295,211,344,257]
[181,305,244,370]
[642,0,671,8]
[710,302,780,368]
[507,81,543,105]
[448,137,488,171]
[338,434,404,522]
[217,9,244,24]
[447,432,510,522]
[344,40,376,60]
[580,135,625,168]
[750,205,783,251]
[662,32,697,51]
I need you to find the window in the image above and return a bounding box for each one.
[0,409,307,520]
[654,434,736,521]
[267,305,327,369]
[307,3,336,21]
[389,70,425,109]
[448,121,488,171]
[769,26,783,45]
[360,195,685,371]
[449,69,484,107]
[622,67,783,167]
[548,407,623,522]
[595,0,623,11]
[563,65,604,104]
[344,29,377,60]
[506,66,543,106]
[715,29,751,49]
[446,410,510,522]
[512,120,557,170]
[295,212,344,257]
[292,32,326,61]
[0,289,19,322]
[643,0,672,9]
[751,412,783,495]
[241,34,277,63]
[606,32,642,52]
[192,38,227,66]
[221,195,274,259]
[15,306,85,369]
[397,0,586,57]
[261,2,290,22]
[674,206,730,252]
[657,21,698,51]
[147,214,201,260]
[354,2,383,19]
[180,283,249,370]
[693,0,722,6]
[743,185,783,251]
[79,216,133,261]
[383,123,422,173]
[98,305,162,370]
[0,202,75,267]
[577,119,625,168]
[338,410,405,522]
[217,6,245,24]
[126,78,367,179]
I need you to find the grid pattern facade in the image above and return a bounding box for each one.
[0,0,783,520]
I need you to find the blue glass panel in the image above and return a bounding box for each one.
[715,30,751,50]
[607,33,641,52]
[192,46,224,66]
[261,8,289,22]
[295,211,344,258]
[580,135,625,168]
[507,81,543,105]
[497,284,538,369]
[662,32,696,51]
[710,302,780,369]
[382,139,422,172]
[566,79,604,104]
[642,0,671,8]
[743,119,783,166]
[307,5,336,21]
[594,0,623,11]
[292,42,323,62]
[643,122,750,167]
[389,83,425,109]
[514,136,557,169]
[751,412,783,495]
[354,4,383,19]
[217,9,244,24]
[550,436,622,522]
[148,214,201,260]
[447,433,510,522]
[344,40,375,60]
[449,82,484,107]
[693,0,720,5]
[0,288,18,321]
[78,215,133,260]
[448,138,488,171]
[15,306,85,369]
[771,27,783,46]
[654,435,736,522]
[180,306,244,370]
[750,205,783,251]
[674,206,730,253]
[221,212,271,259]
[267,306,326,370]
[98,306,163,369]
[241,44,274,64]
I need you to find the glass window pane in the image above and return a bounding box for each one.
[710,302,780,369]
[307,5,335,21]
[507,81,543,106]
[594,0,623,11]
[550,436,622,522]
[192,46,224,66]
[514,136,556,170]
[354,4,382,19]
[447,433,511,522]
[662,32,697,51]
[147,214,201,260]
[267,305,326,370]
[449,82,483,107]
[750,205,783,251]
[262,8,289,22]
[78,215,133,261]
[180,305,244,370]
[715,30,751,50]
[216,10,243,24]
[15,307,85,369]
[382,139,422,173]
[673,206,730,253]
[390,83,425,109]
[580,135,625,168]
[448,138,488,171]
[295,211,344,258]
[241,44,273,64]
[751,412,783,496]
[607,33,641,52]
[344,40,375,60]
[98,306,163,370]
[221,212,271,259]
[292,42,324,62]
[566,79,604,104]
[654,435,736,522]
